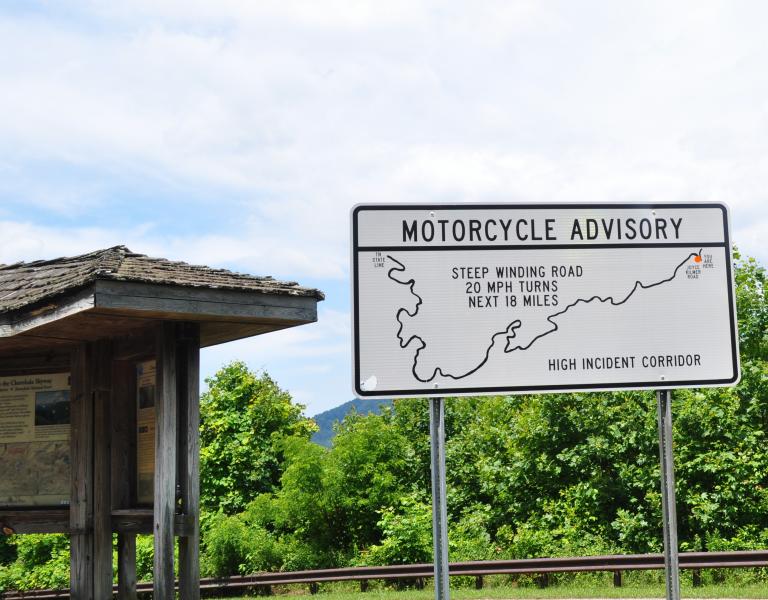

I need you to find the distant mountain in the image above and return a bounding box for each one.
[311,398,393,447]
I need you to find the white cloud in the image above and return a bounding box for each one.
[2,0,768,411]
[0,221,133,264]
[0,219,346,280]
[2,0,767,271]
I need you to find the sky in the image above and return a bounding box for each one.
[1,1,767,415]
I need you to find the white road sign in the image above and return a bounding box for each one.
[351,203,740,398]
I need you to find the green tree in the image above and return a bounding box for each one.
[200,361,316,514]
[323,409,415,549]
[733,249,767,362]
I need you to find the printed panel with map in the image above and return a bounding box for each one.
[0,373,71,506]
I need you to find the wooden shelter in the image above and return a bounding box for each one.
[0,246,323,599]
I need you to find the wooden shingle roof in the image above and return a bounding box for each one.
[0,246,323,354]
[0,245,323,315]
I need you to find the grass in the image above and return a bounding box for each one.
[298,585,768,600]
[221,577,768,600]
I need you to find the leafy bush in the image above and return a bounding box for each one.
[200,512,281,577]
[275,535,336,572]
[449,504,497,561]
[360,493,433,566]
[135,535,154,583]
[0,535,69,591]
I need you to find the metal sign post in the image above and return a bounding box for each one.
[429,397,450,600]
[656,389,680,600]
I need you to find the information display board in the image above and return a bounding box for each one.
[136,360,156,505]
[0,373,71,506]
[352,203,739,398]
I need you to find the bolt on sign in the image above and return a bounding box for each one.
[351,203,740,398]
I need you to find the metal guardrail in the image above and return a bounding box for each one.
[3,550,768,599]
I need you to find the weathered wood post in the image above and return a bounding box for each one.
[112,358,138,600]
[178,322,201,600]
[70,343,94,600]
[154,323,178,600]
[93,339,114,599]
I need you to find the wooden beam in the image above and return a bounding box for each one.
[111,360,137,600]
[94,280,318,324]
[0,335,76,357]
[110,508,152,534]
[0,510,70,534]
[93,340,113,600]
[154,323,178,600]
[16,312,153,344]
[70,343,94,600]
[0,288,94,338]
[111,510,193,536]
[0,351,69,375]
[177,322,201,600]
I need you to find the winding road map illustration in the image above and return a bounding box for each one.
[353,204,739,398]
[387,248,702,384]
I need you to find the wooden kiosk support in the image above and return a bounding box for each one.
[0,246,323,599]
